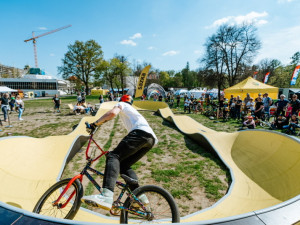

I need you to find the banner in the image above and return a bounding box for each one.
[264,72,270,84]
[135,65,151,97]
[290,65,300,85]
[253,71,258,80]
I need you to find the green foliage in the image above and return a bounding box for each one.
[58,40,104,93]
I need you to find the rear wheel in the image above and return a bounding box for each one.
[120,185,180,224]
[33,178,83,219]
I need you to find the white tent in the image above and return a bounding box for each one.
[174,89,190,97]
[189,89,206,98]
[0,86,17,93]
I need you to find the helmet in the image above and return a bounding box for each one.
[120,94,133,105]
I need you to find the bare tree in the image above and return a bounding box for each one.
[212,23,261,86]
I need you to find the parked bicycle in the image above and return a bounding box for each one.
[33,122,180,224]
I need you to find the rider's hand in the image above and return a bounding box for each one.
[86,122,97,133]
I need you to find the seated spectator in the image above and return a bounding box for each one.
[283,114,299,135]
[271,115,288,130]
[85,102,94,114]
[74,102,85,115]
[242,116,255,129]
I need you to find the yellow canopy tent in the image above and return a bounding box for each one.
[90,89,109,96]
[224,76,278,100]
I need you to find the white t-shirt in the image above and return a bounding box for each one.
[116,102,158,144]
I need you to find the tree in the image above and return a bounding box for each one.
[258,58,281,82]
[291,51,300,65]
[114,55,131,94]
[209,23,261,86]
[58,40,103,94]
[201,37,226,99]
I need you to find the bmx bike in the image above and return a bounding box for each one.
[33,122,180,224]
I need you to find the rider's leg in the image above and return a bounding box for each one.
[82,130,154,209]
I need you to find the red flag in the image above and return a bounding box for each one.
[253,71,258,79]
[264,72,270,84]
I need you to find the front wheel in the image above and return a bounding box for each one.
[120,185,180,224]
[33,178,83,219]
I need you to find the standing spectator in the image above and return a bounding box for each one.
[15,95,24,121]
[184,98,191,113]
[235,96,242,120]
[249,98,255,114]
[255,93,262,103]
[99,95,104,104]
[169,95,174,108]
[275,94,289,117]
[52,94,61,113]
[153,94,158,101]
[0,93,10,122]
[290,94,300,116]
[81,91,86,103]
[9,94,16,112]
[77,93,82,103]
[243,93,251,108]
[263,93,272,119]
[176,95,180,107]
[230,98,236,119]
[184,93,188,101]
[285,102,293,120]
[254,97,264,119]
[166,93,170,103]
[229,95,234,106]
[158,94,163,102]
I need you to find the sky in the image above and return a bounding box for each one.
[1,0,300,78]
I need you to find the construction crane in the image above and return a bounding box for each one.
[24,25,72,68]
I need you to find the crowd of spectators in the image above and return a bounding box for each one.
[0,92,25,122]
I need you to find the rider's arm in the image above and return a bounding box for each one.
[93,105,121,126]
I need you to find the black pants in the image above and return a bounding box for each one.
[103,129,155,192]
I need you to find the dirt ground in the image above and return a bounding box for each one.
[0,98,230,218]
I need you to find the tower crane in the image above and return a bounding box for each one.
[24,25,72,68]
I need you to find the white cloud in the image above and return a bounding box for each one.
[38,27,47,30]
[120,40,137,46]
[206,11,268,29]
[255,25,300,65]
[162,50,179,56]
[148,46,155,50]
[278,0,295,3]
[49,53,55,57]
[130,33,142,39]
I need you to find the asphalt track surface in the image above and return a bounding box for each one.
[0,101,300,225]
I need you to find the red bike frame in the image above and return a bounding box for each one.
[53,133,108,208]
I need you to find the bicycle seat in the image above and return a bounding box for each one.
[121,174,138,186]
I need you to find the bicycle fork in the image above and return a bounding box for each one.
[52,174,83,208]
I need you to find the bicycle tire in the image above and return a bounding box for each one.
[33,178,83,220]
[120,185,180,224]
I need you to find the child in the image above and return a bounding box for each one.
[285,103,293,119]
[242,116,255,129]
